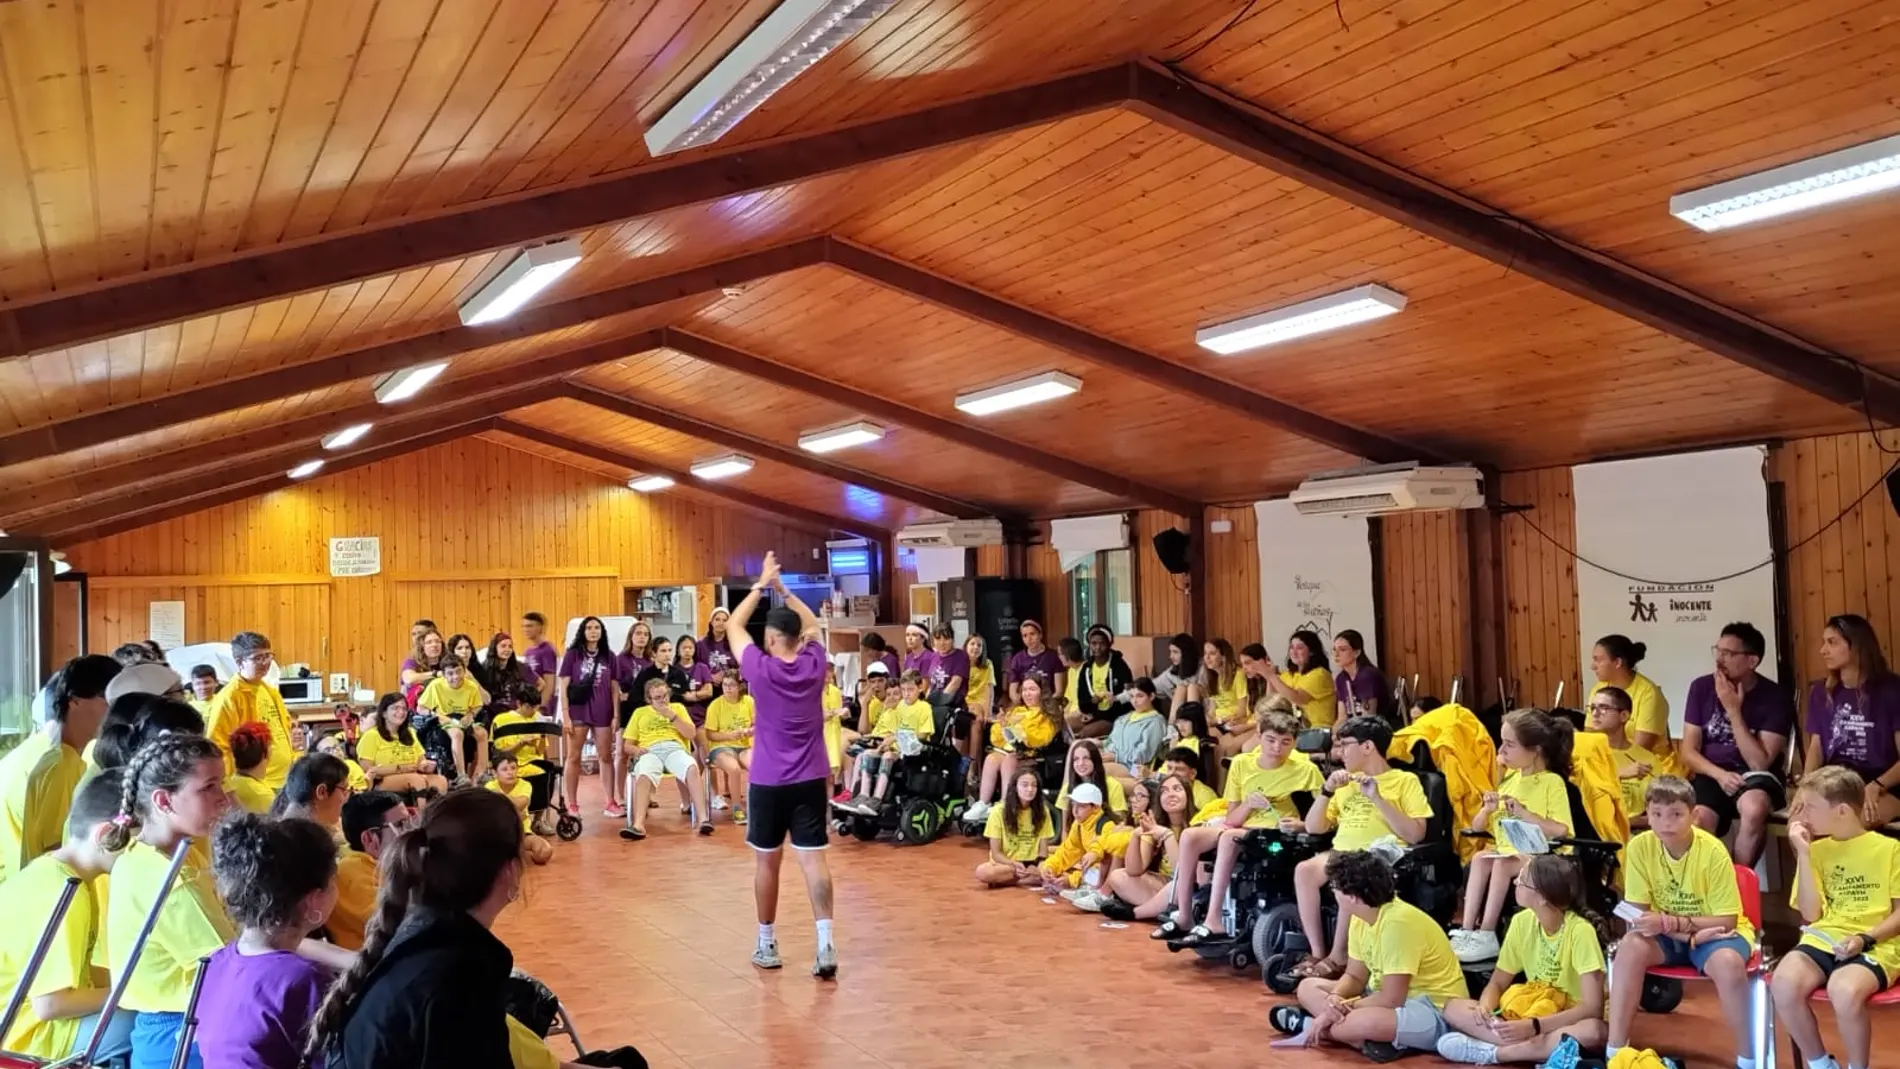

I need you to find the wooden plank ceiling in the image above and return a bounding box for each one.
[1,0,1896,542]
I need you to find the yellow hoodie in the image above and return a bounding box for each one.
[1040,810,1118,888]
[1390,703,1496,861]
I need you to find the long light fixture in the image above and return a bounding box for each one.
[321,423,373,450]
[628,475,675,492]
[954,371,1082,417]
[644,0,900,156]
[458,238,583,325]
[1195,284,1407,355]
[1670,132,1900,231]
[288,460,324,480]
[690,454,754,480]
[797,419,885,454]
[373,362,449,404]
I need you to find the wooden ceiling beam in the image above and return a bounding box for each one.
[822,237,1434,464]
[657,329,1202,517]
[24,388,556,537]
[0,68,1136,356]
[1126,61,1900,424]
[47,420,502,548]
[560,382,1009,522]
[492,419,874,538]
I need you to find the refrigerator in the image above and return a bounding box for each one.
[936,578,1042,669]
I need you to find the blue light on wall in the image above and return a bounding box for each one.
[828,547,871,574]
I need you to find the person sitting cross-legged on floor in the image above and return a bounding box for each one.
[618,676,712,840]
[1038,782,1119,893]
[1092,773,1194,916]
[1276,850,1467,1057]
[974,768,1055,888]
[1436,854,1608,1066]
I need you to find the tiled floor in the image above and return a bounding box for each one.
[498,781,1883,1069]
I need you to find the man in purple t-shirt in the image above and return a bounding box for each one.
[1679,621,1794,866]
[730,551,837,981]
[519,611,561,764]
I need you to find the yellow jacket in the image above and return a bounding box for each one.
[1389,703,1496,860]
[1569,731,1631,847]
[1040,810,1118,887]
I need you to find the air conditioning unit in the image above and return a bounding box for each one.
[895,519,1005,548]
[1289,463,1484,518]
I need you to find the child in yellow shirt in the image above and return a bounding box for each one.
[834,670,935,817]
[1038,782,1118,891]
[974,769,1055,888]
[963,675,1062,825]
[486,753,552,865]
[618,678,711,840]
[704,671,757,827]
[102,733,236,1069]
[314,731,370,792]
[1773,766,1900,1069]
[225,722,278,815]
[0,773,132,1062]
[1452,709,1578,964]
[417,654,490,784]
[1587,686,1655,829]
[822,666,851,782]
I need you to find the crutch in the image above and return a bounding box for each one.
[0,877,82,1065]
[167,960,210,1069]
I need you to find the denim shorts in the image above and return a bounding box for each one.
[1657,933,1753,972]
[130,1011,201,1069]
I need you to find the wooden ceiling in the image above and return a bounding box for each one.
[3,0,1897,544]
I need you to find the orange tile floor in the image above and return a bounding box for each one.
[496,780,1886,1069]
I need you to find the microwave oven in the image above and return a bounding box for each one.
[279,676,324,705]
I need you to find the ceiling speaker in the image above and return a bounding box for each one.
[1887,466,1900,517]
[1152,527,1192,576]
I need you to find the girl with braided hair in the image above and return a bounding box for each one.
[101,733,233,1069]
[307,787,522,1068]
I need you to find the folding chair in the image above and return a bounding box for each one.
[1634,863,1770,1066]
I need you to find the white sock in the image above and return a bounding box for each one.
[1606,1047,1623,1061]
[758,923,775,945]
[815,918,834,952]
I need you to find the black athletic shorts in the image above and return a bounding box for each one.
[1691,770,1785,835]
[1789,944,1891,991]
[746,778,830,851]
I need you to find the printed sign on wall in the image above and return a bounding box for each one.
[328,537,381,577]
[1253,500,1378,664]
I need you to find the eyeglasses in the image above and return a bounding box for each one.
[163,685,188,699]
[241,651,275,665]
[1711,646,1752,660]
[1587,701,1619,712]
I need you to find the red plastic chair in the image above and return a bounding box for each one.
[1648,863,1765,984]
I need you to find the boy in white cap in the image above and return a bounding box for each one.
[1038,782,1120,892]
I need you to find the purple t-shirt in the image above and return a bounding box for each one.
[1684,672,1796,772]
[741,641,829,786]
[682,661,715,725]
[930,649,971,698]
[903,648,939,680]
[198,946,330,1069]
[1007,647,1064,687]
[558,647,617,727]
[522,640,558,684]
[1805,677,1900,781]
[1335,664,1388,720]
[614,652,650,690]
[700,636,736,674]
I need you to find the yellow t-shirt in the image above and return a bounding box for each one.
[1348,899,1467,1007]
[1497,909,1604,1008]
[1797,831,1900,976]
[1624,828,1754,945]
[870,699,935,740]
[1608,742,1656,818]
[1492,768,1575,857]
[340,757,371,792]
[982,805,1055,862]
[1593,677,1679,773]
[329,848,379,951]
[706,695,757,747]
[967,661,995,710]
[488,711,549,763]
[0,856,100,1057]
[508,1014,560,1069]
[419,676,486,721]
[1063,665,1081,714]
[486,777,534,832]
[1056,775,1128,817]
[1207,670,1249,728]
[204,678,296,789]
[228,774,277,815]
[1281,667,1337,728]
[622,704,692,749]
[1326,768,1434,852]
[1189,778,1218,813]
[1224,750,1326,826]
[356,728,426,772]
[989,706,1060,753]
[822,684,845,769]
[0,729,86,881]
[106,840,235,1012]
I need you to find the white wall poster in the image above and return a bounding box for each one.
[148,600,186,651]
[1571,446,1778,730]
[1253,500,1378,664]
[329,537,381,577]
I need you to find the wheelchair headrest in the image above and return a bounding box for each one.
[1296,728,1332,755]
[490,721,561,740]
[1563,777,1602,842]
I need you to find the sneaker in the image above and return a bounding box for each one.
[1436,1032,1500,1065]
[1538,1035,1581,1069]
[1059,887,1090,902]
[1099,898,1137,922]
[963,800,991,823]
[1446,927,1472,949]
[852,798,882,816]
[831,789,853,805]
[752,941,783,970]
[604,803,627,819]
[712,795,730,810]
[830,792,858,811]
[1455,928,1500,963]
[812,944,838,980]
[733,809,748,826]
[1073,891,1110,913]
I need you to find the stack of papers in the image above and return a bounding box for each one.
[1499,818,1552,855]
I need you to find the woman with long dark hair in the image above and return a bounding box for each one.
[1260,630,1336,731]
[355,695,448,797]
[1331,629,1388,727]
[699,608,735,674]
[480,633,535,712]
[1803,613,1900,825]
[560,616,623,818]
[1152,633,1199,712]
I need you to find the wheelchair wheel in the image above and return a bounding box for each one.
[1228,945,1255,971]
[896,798,943,844]
[1639,975,1683,1014]
[1255,903,1301,992]
[555,813,583,842]
[850,813,882,842]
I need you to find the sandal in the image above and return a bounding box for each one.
[697,821,714,836]
[1294,956,1345,981]
[1150,917,1186,941]
[1175,925,1229,948]
[1269,1005,1309,1036]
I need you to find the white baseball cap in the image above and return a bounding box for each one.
[1069,782,1104,807]
[105,663,184,705]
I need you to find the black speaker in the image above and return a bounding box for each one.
[1888,467,1900,517]
[1152,527,1191,575]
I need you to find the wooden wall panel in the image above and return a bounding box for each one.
[1024,543,1071,642]
[1134,509,1190,637]
[60,438,826,689]
[1500,468,1583,709]
[974,544,1006,576]
[1204,505,1260,646]
[1376,511,1471,704]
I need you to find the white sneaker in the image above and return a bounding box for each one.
[1455,928,1500,963]
[1073,891,1110,913]
[712,795,730,811]
[963,801,991,823]
[752,940,783,970]
[1059,887,1090,902]
[1436,1032,1500,1065]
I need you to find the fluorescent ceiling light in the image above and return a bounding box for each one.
[1670,132,1900,231]
[321,423,373,451]
[690,454,755,480]
[458,238,583,325]
[374,362,449,404]
[1196,284,1407,355]
[954,371,1082,417]
[288,460,324,480]
[628,475,676,492]
[798,420,886,454]
[644,0,899,156]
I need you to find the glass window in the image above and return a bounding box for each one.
[1067,549,1133,637]
[1068,557,1096,637]
[0,552,44,750]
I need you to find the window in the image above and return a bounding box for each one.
[1069,548,1133,637]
